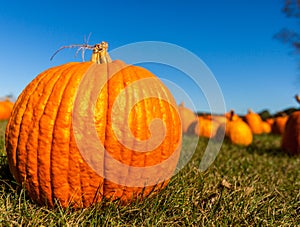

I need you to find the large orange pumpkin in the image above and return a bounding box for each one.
[282,111,300,155]
[5,42,182,208]
[0,98,14,120]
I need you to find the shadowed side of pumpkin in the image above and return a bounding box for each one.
[282,95,300,155]
[282,112,300,155]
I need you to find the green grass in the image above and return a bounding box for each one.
[0,120,300,226]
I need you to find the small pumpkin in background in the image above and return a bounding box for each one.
[244,109,263,134]
[217,110,253,146]
[178,102,197,134]
[194,115,219,138]
[271,115,288,135]
[262,121,272,134]
[281,111,300,155]
[5,42,182,208]
[0,97,14,120]
[225,110,241,122]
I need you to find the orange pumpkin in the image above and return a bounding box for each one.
[262,121,272,134]
[217,110,252,146]
[0,98,14,120]
[177,102,197,134]
[282,111,300,155]
[5,42,182,208]
[244,109,263,134]
[194,115,219,138]
[271,115,288,135]
[225,110,240,121]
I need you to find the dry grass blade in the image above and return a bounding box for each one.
[50,33,95,61]
[50,44,96,61]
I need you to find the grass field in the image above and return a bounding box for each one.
[0,120,300,226]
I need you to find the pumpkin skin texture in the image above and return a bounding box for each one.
[5,43,182,208]
[0,99,14,120]
[282,111,300,155]
[244,109,263,135]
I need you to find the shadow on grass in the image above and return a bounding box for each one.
[0,155,18,191]
[244,135,291,158]
[236,133,291,157]
[245,144,286,157]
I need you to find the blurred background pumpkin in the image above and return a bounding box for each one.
[0,96,14,120]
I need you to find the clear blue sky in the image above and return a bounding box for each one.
[0,0,299,115]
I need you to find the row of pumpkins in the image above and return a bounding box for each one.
[1,97,297,151]
[178,101,299,155]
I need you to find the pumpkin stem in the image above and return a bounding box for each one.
[50,41,112,63]
[229,110,235,121]
[91,41,112,64]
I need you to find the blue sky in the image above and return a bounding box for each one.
[0,0,299,115]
